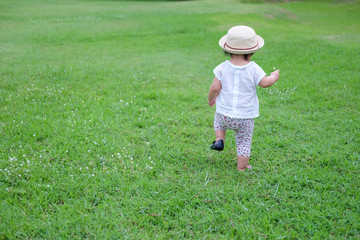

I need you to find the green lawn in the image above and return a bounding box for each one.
[1,0,359,238]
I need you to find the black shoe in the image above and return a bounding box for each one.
[210,139,224,151]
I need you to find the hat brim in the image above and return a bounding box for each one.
[219,34,265,54]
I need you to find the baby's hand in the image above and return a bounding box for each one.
[208,99,216,107]
[271,70,280,81]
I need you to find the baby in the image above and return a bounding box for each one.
[208,25,280,171]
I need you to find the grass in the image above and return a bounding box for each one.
[1,0,359,238]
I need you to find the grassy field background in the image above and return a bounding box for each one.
[1,0,360,238]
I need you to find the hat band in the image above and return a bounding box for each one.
[224,42,258,51]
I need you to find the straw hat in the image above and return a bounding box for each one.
[219,25,264,54]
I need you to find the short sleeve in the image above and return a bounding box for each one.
[213,63,224,81]
[253,63,266,86]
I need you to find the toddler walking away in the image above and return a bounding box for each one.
[208,25,280,171]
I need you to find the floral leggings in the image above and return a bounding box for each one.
[214,112,254,157]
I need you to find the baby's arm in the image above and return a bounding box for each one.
[259,70,280,88]
[208,77,222,106]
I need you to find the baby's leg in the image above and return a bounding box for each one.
[237,156,249,171]
[235,119,254,171]
[215,130,226,141]
[214,112,227,141]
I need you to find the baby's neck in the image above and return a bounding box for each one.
[229,55,251,66]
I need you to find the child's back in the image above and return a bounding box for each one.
[213,60,266,119]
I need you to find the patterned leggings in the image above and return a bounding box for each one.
[214,112,254,157]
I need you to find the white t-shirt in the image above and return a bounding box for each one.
[213,60,266,119]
